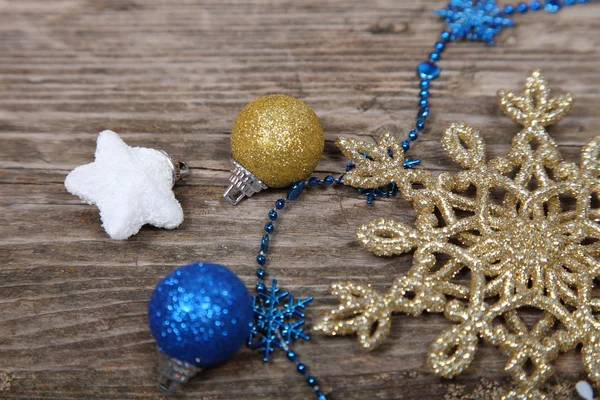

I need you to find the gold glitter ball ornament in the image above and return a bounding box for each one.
[314,71,600,399]
[224,95,324,204]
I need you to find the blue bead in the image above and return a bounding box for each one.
[429,52,440,62]
[256,254,266,266]
[577,0,588,3]
[517,2,528,12]
[307,376,317,387]
[409,130,418,141]
[418,106,429,120]
[420,89,429,98]
[441,31,451,40]
[256,282,265,292]
[416,120,425,131]
[268,209,278,221]
[420,80,429,89]
[317,391,327,400]
[308,177,319,187]
[434,41,446,51]
[544,0,561,12]
[275,199,285,209]
[148,263,254,368]
[504,4,515,13]
[530,0,542,9]
[564,0,575,4]
[419,99,429,107]
[324,175,335,185]
[297,363,306,373]
[265,222,274,234]
[401,140,410,151]
[256,268,266,279]
[287,350,296,360]
[286,180,306,201]
[417,61,440,80]
[261,234,269,253]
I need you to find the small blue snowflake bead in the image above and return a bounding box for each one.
[148,263,253,368]
[417,62,441,80]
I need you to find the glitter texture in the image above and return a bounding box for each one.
[230,94,324,188]
[314,71,600,399]
[148,263,254,368]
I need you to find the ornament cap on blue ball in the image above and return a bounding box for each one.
[148,262,254,393]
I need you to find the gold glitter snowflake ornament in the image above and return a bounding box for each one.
[314,71,600,399]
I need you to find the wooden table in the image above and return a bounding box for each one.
[1,1,599,398]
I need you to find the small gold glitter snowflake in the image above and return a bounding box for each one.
[314,71,600,399]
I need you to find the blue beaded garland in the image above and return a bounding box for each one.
[268,209,278,221]
[417,61,440,80]
[544,0,561,12]
[287,181,306,201]
[261,234,269,253]
[148,263,254,368]
[265,222,274,234]
[308,177,320,187]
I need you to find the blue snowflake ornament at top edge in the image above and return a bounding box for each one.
[435,0,515,44]
[248,280,313,362]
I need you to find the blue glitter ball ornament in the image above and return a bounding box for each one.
[148,262,254,368]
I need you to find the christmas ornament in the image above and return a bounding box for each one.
[223,94,324,205]
[314,71,600,399]
[148,262,254,394]
[65,130,189,240]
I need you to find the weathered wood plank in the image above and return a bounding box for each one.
[1,0,599,398]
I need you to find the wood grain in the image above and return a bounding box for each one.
[1,0,599,398]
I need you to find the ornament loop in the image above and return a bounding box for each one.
[156,352,201,395]
[223,159,268,205]
[158,149,190,187]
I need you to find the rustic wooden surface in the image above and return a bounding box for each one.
[1,0,600,399]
